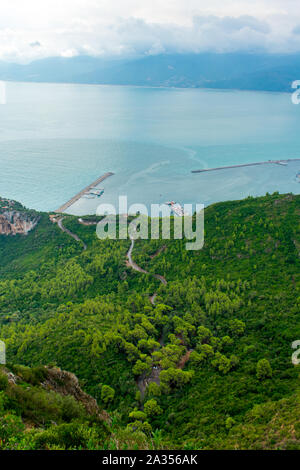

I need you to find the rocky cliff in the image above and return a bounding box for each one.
[0,210,39,235]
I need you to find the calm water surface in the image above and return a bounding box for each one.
[0,82,299,213]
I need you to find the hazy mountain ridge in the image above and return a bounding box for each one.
[1,53,300,91]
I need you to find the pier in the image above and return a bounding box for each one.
[55,172,114,213]
[191,159,300,174]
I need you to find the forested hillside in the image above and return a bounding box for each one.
[0,193,299,450]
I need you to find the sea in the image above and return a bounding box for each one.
[0,81,299,214]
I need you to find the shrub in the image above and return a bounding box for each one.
[256,359,272,380]
[143,399,163,417]
[101,385,115,405]
[0,372,8,391]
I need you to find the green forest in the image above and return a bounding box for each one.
[0,192,299,450]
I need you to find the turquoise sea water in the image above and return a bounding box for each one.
[0,82,299,214]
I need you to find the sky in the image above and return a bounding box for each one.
[1,0,300,62]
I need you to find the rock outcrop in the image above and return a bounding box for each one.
[42,367,110,422]
[1,365,110,423]
[0,211,39,235]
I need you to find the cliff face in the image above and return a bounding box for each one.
[0,211,39,235]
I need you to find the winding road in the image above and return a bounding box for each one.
[126,235,167,306]
[57,217,87,251]
[57,215,166,301]
[127,238,148,275]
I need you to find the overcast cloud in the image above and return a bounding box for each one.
[1,0,300,62]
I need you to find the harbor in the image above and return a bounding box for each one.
[52,158,300,217]
[55,172,114,213]
[191,159,300,174]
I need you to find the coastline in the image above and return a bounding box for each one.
[59,159,300,216]
[3,79,292,95]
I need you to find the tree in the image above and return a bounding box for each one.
[225,417,235,430]
[101,385,115,404]
[189,350,204,365]
[127,420,152,435]
[256,359,272,380]
[229,354,239,369]
[228,319,246,337]
[132,360,151,376]
[197,326,212,344]
[221,336,234,348]
[211,352,232,374]
[138,338,160,354]
[124,341,139,362]
[159,368,194,393]
[129,409,147,422]
[146,382,161,397]
[197,344,214,359]
[144,399,163,417]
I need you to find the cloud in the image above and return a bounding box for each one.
[199,15,271,34]
[292,25,300,35]
[29,41,41,48]
[0,0,300,62]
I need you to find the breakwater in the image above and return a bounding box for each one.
[55,172,114,213]
[191,159,300,174]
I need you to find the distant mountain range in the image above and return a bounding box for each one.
[1,52,300,92]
